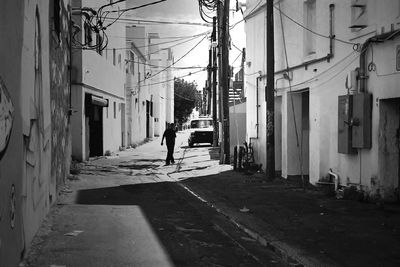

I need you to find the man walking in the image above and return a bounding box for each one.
[161,123,176,165]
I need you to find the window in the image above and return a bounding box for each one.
[190,119,213,129]
[113,48,116,66]
[113,101,116,118]
[303,0,316,56]
[130,51,135,74]
[96,33,103,55]
[138,61,141,82]
[118,54,122,68]
[350,0,367,31]
[84,23,92,46]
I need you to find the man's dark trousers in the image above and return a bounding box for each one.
[166,142,175,164]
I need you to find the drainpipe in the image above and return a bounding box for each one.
[255,75,260,139]
[328,168,339,191]
[250,74,261,141]
[248,74,261,147]
[329,4,335,59]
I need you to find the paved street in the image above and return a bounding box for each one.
[21,129,400,267]
[22,131,285,267]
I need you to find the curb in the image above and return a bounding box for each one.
[180,182,333,267]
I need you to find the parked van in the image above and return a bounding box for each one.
[188,117,213,147]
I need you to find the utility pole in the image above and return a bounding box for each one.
[207,48,212,115]
[212,16,219,147]
[266,0,275,180]
[218,0,230,164]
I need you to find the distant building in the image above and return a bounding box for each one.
[125,28,174,145]
[244,0,400,200]
[125,26,151,146]
[148,33,174,136]
[229,65,246,155]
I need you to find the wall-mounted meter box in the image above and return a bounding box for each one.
[352,93,372,148]
[338,93,372,153]
[338,95,357,154]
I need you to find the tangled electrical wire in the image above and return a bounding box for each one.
[198,0,217,23]
[72,0,167,51]
[71,7,108,51]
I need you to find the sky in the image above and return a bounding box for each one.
[122,0,246,90]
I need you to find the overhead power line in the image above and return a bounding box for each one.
[145,34,206,58]
[72,0,168,51]
[141,68,206,87]
[103,16,211,27]
[139,34,208,84]
[229,0,263,29]
[274,4,357,46]
[99,0,168,29]
[111,30,209,54]
[109,31,211,40]
[126,59,205,70]
[198,0,218,23]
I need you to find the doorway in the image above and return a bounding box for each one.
[121,103,125,147]
[379,98,400,198]
[85,94,104,157]
[146,100,150,138]
[287,90,309,181]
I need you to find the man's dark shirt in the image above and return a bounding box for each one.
[163,128,176,146]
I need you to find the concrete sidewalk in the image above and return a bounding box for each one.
[25,205,173,267]
[181,170,400,267]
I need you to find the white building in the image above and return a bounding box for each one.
[125,29,174,145]
[244,0,400,200]
[148,33,174,136]
[125,26,152,146]
[71,0,127,160]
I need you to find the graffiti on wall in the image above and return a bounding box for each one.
[24,7,49,213]
[50,0,71,189]
[0,76,14,160]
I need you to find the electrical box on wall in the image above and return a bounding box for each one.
[338,95,357,154]
[352,93,372,148]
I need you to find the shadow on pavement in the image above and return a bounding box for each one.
[77,182,174,205]
[76,181,264,266]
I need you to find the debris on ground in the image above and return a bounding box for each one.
[64,230,84,237]
[239,206,249,213]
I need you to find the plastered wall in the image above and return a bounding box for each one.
[0,0,72,265]
[245,0,400,199]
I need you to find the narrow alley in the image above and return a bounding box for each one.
[22,131,285,267]
[2,0,400,266]
[21,131,400,267]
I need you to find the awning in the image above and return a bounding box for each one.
[91,95,108,107]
